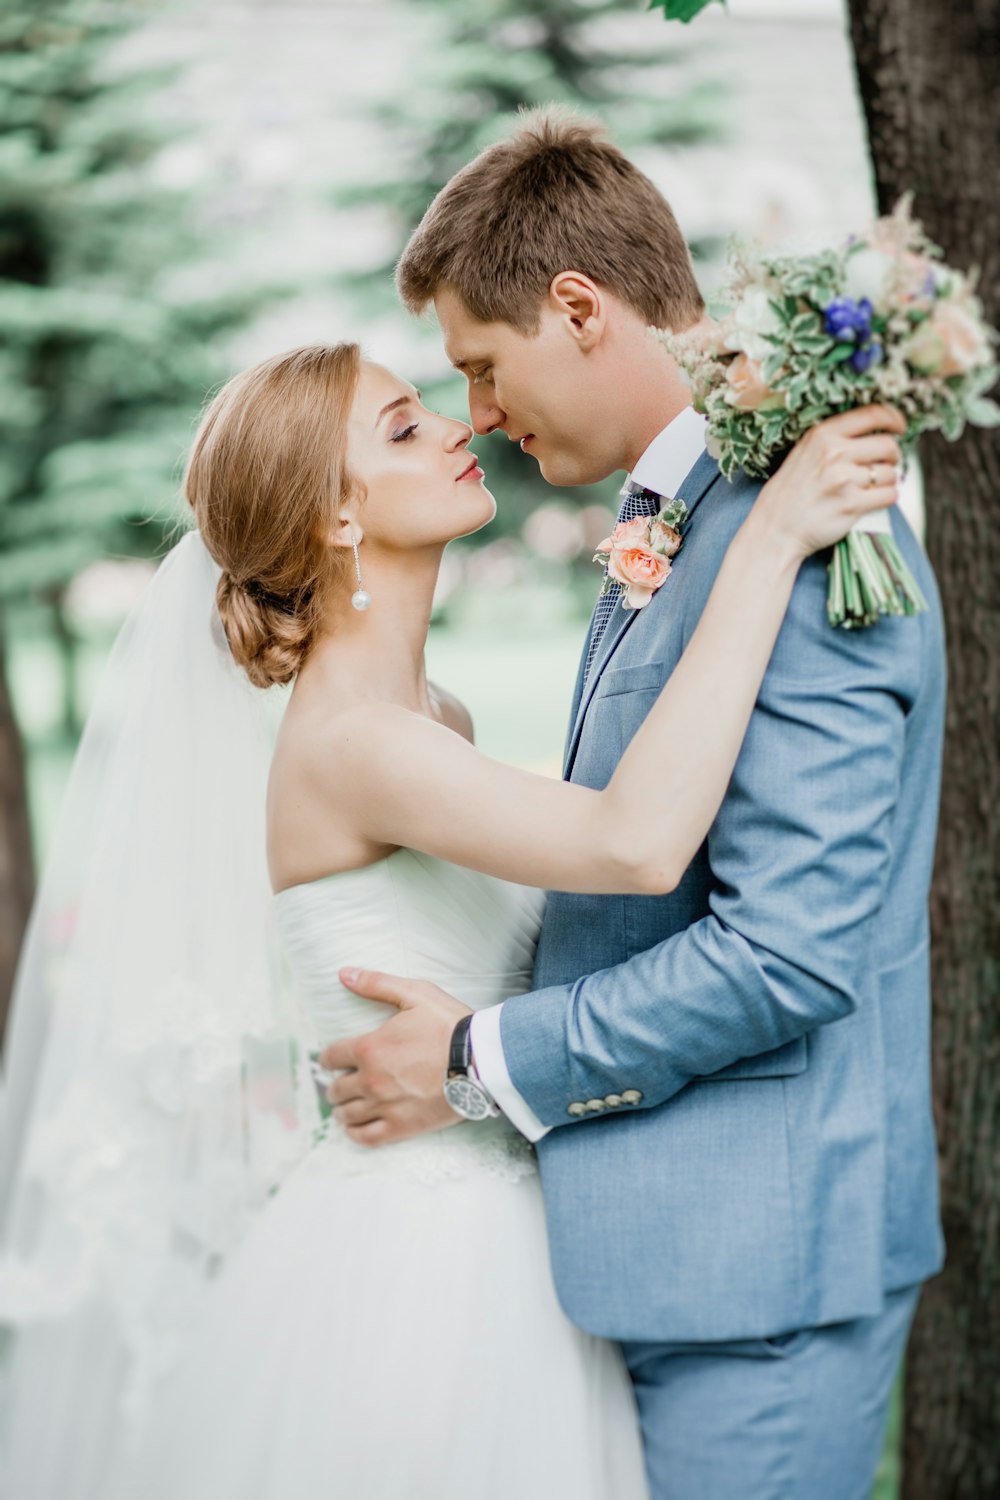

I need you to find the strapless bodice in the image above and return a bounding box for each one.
[273,848,546,1044]
[272,850,547,1184]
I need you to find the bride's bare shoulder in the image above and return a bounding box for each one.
[266,702,418,887]
[429,682,474,744]
[274,697,466,799]
[285,684,473,777]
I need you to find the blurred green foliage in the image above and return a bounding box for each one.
[0,0,279,730]
[339,0,725,551]
[653,0,722,23]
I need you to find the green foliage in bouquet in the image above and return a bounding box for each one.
[664,200,1000,628]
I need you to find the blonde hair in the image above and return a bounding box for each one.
[185,343,362,689]
[397,107,704,334]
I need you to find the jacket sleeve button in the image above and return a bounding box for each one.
[621,1089,643,1105]
[585,1098,607,1112]
[567,1102,587,1117]
[604,1094,623,1108]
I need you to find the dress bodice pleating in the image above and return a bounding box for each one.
[273,849,548,1182]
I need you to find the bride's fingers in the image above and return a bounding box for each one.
[853,461,899,492]
[842,433,903,465]
[826,404,905,436]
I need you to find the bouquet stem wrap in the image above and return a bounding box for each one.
[828,528,929,629]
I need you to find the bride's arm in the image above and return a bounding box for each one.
[327,407,902,895]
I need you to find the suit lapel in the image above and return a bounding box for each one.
[563,450,722,779]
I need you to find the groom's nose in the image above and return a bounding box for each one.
[468,385,505,436]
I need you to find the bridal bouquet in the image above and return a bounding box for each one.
[662,199,999,628]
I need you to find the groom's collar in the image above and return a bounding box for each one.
[627,404,707,501]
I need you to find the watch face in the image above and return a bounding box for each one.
[444,1077,493,1121]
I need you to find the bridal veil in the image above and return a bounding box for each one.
[0,530,319,1486]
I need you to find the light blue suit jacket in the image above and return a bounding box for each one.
[501,451,946,1343]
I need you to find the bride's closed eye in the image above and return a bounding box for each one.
[390,422,418,443]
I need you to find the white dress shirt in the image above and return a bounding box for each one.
[470,405,708,1142]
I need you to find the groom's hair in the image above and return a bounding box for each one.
[396,107,703,334]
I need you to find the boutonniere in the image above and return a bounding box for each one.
[593,498,689,611]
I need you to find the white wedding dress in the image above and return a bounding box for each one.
[114,848,649,1499]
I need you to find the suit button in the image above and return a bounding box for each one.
[605,1094,623,1108]
[585,1098,607,1112]
[621,1089,643,1105]
[567,1102,587,1117]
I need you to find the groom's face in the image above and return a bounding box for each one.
[435,286,628,489]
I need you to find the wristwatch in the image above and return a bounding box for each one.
[443,1014,501,1121]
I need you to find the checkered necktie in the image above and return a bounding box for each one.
[582,480,666,688]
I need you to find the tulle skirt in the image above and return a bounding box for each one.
[86,1126,649,1499]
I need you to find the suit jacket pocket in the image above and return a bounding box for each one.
[594,661,666,698]
[695,1036,808,1082]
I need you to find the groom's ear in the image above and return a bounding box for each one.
[547,272,606,352]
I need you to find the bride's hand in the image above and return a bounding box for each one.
[750,404,905,562]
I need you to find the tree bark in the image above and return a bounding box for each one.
[47,585,82,743]
[0,630,36,1050]
[846,4,1000,1497]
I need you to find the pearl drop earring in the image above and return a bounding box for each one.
[350,529,371,612]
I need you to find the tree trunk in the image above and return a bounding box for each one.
[846,4,1000,1497]
[47,585,82,743]
[0,629,36,1050]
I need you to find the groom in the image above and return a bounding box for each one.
[321,111,945,1498]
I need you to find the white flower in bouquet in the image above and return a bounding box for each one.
[726,285,785,362]
[842,247,895,311]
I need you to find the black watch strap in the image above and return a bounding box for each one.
[448,1014,474,1078]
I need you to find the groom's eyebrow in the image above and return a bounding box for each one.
[375,390,421,427]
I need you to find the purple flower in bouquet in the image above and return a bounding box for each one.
[823,296,875,344]
[850,340,884,375]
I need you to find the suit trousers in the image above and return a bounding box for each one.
[621,1284,921,1500]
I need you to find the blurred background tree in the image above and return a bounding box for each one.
[845,8,999,1499]
[0,0,277,1040]
[336,0,723,576]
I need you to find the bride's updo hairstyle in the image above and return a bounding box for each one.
[185,342,362,688]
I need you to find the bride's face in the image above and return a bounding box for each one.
[345,362,496,551]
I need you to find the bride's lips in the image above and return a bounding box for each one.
[456,455,484,482]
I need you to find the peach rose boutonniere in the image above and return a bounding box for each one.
[593,499,688,612]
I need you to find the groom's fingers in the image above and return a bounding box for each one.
[339,967,421,1008]
[327,1070,365,1106]
[333,1098,384,1128]
[320,1037,363,1072]
[345,1119,392,1148]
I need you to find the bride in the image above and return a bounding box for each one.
[0,342,900,1499]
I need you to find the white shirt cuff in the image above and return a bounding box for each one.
[469,1005,550,1143]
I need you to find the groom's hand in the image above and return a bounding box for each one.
[318,969,472,1146]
